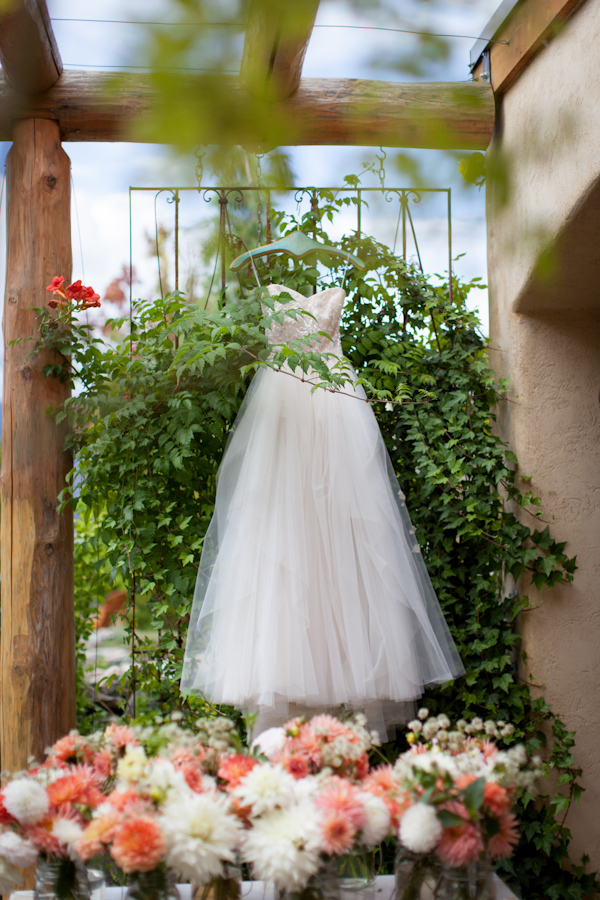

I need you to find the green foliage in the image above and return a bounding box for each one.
[34,190,596,898]
[73,507,121,731]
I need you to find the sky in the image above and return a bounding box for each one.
[0,0,501,353]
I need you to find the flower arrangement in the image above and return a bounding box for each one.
[0,711,540,900]
[388,709,542,899]
[252,712,376,781]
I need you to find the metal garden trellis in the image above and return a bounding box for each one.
[129,184,454,306]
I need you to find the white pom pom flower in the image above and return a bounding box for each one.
[2,779,49,825]
[359,794,391,847]
[251,728,287,760]
[0,831,38,868]
[399,803,443,854]
[52,818,84,858]
[162,793,242,885]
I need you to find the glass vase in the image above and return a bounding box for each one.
[126,868,180,900]
[35,856,92,900]
[434,863,496,900]
[193,864,241,900]
[394,846,440,900]
[277,858,340,900]
[338,849,378,896]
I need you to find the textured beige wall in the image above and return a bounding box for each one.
[487,0,600,870]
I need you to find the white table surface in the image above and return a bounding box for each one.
[12,872,518,900]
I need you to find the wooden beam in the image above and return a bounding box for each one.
[0,72,495,149]
[0,0,62,94]
[471,0,584,94]
[1,118,75,771]
[240,0,320,100]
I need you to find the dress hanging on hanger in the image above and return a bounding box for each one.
[181,270,464,738]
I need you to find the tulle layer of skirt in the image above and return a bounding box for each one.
[181,363,463,738]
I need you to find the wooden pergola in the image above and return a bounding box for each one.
[0,0,501,771]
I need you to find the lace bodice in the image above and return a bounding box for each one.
[265,284,345,356]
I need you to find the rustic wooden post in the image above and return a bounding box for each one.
[0,118,74,770]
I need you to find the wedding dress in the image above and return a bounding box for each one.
[181,284,464,737]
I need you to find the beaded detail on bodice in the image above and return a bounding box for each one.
[265,284,345,356]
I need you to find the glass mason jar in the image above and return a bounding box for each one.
[435,862,496,900]
[277,858,340,900]
[125,867,180,900]
[394,846,440,900]
[35,855,93,900]
[338,848,379,895]
[193,863,241,900]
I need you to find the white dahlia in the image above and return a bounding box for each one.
[359,794,391,847]
[162,793,241,885]
[234,764,296,816]
[251,727,287,760]
[242,801,321,891]
[141,759,190,806]
[399,803,442,854]
[0,831,38,868]
[2,779,49,825]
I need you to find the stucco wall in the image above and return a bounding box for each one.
[487,0,600,870]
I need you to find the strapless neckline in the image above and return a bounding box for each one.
[265,283,346,356]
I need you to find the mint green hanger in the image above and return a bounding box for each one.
[229,229,365,272]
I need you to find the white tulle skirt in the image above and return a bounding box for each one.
[181,363,464,738]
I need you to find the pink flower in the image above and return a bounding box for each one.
[316,777,367,831]
[46,769,103,811]
[279,750,311,780]
[487,813,519,859]
[310,715,356,742]
[363,765,410,828]
[105,724,139,751]
[110,816,165,874]
[76,812,119,861]
[320,811,357,855]
[51,734,95,765]
[483,782,511,818]
[437,803,484,867]
[23,820,62,856]
[218,754,259,790]
[106,789,148,814]
[94,749,113,781]
[171,748,207,792]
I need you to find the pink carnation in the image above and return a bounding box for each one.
[110,816,165,874]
